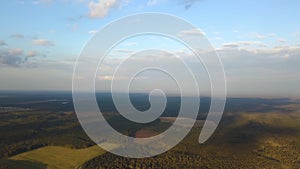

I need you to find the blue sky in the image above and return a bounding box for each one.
[0,0,300,97]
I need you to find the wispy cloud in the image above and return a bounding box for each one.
[97,75,147,81]
[27,50,38,57]
[87,0,200,19]
[32,0,53,5]
[114,49,135,53]
[88,30,97,34]
[120,0,132,8]
[277,38,286,43]
[242,32,276,40]
[8,48,24,56]
[0,47,47,67]
[0,48,24,67]
[177,28,206,39]
[32,39,55,46]
[10,33,25,39]
[0,40,6,46]
[222,43,239,48]
[222,41,267,49]
[146,0,201,9]
[218,45,300,70]
[179,0,202,9]
[88,0,118,18]
[147,0,159,6]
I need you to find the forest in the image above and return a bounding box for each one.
[0,92,300,169]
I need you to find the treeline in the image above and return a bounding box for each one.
[82,149,283,169]
[0,159,46,169]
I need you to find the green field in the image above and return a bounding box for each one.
[10,145,107,169]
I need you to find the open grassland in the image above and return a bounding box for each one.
[10,145,107,169]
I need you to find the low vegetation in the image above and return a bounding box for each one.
[10,146,106,169]
[1,93,300,168]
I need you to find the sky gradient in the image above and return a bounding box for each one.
[0,0,300,97]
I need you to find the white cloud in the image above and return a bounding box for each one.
[221,41,267,49]
[222,43,239,48]
[8,48,24,56]
[88,0,118,18]
[32,39,55,46]
[32,0,53,5]
[88,30,97,34]
[177,28,206,38]
[255,34,267,39]
[97,75,147,81]
[87,0,200,19]
[98,75,116,81]
[0,48,24,66]
[277,38,286,43]
[114,49,135,53]
[27,50,38,57]
[268,33,276,37]
[0,48,44,67]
